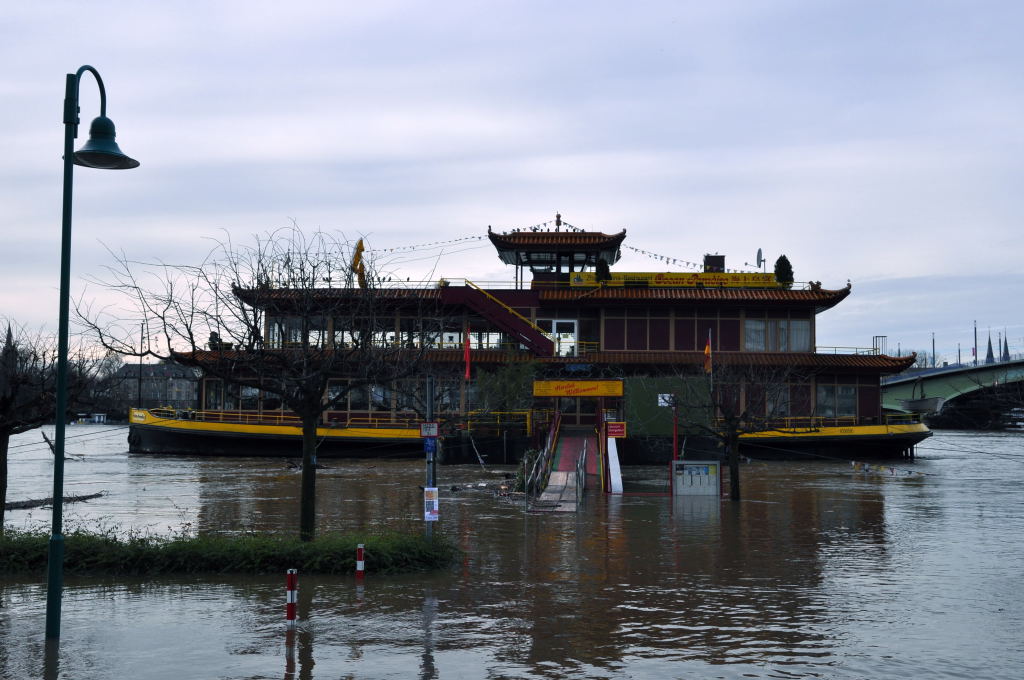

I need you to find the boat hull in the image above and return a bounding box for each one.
[738,423,931,459]
[128,409,422,458]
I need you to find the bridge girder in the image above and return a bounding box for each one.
[882,360,1024,411]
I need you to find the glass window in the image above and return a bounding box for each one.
[837,385,857,417]
[767,387,790,417]
[774,320,789,352]
[745,319,766,351]
[370,384,391,411]
[239,385,259,410]
[790,319,811,351]
[205,379,223,410]
[816,384,836,418]
[349,385,369,410]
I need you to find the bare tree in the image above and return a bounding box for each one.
[0,323,96,531]
[80,225,445,541]
[671,361,800,501]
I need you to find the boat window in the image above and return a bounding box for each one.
[204,379,223,410]
[837,385,857,417]
[370,384,391,411]
[349,385,369,411]
[767,387,790,417]
[239,385,259,411]
[816,384,836,418]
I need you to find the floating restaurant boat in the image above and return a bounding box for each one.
[129,215,929,461]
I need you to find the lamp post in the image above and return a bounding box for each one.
[46,65,139,640]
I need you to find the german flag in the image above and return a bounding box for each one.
[703,330,712,374]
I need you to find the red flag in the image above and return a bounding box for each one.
[703,329,712,374]
[464,324,471,379]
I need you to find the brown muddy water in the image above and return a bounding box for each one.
[2,425,1022,679]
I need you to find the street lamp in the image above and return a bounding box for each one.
[46,65,139,640]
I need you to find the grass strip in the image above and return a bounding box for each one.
[0,529,457,576]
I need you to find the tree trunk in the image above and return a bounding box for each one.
[0,432,8,532]
[299,415,318,542]
[727,433,741,501]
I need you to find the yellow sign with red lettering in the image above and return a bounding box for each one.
[532,380,624,397]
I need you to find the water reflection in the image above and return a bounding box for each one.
[3,428,1023,678]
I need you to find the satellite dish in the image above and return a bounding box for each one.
[756,248,764,268]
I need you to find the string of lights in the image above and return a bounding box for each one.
[362,217,768,274]
[622,244,760,273]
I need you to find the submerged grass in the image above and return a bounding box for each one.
[0,529,457,576]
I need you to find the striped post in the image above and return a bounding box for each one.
[356,544,365,580]
[285,568,298,630]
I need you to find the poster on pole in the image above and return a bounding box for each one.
[423,487,439,522]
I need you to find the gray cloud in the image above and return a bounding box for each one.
[2,1,1021,353]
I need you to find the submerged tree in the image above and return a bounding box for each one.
[671,360,800,501]
[80,225,445,541]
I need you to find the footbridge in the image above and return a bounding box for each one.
[524,415,623,512]
[882,358,1024,412]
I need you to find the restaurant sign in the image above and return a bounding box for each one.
[532,380,624,397]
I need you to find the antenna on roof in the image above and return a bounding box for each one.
[745,248,766,271]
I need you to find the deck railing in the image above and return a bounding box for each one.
[816,346,880,355]
[145,407,418,429]
[465,410,532,435]
[717,413,925,431]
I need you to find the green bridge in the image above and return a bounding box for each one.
[882,358,1024,412]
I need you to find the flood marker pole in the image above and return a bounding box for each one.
[285,568,298,630]
[356,544,365,580]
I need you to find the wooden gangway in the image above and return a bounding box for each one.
[532,430,598,512]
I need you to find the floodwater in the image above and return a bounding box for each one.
[2,425,1022,679]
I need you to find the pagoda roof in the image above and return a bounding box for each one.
[231,285,442,312]
[425,349,914,375]
[539,284,851,313]
[488,227,626,265]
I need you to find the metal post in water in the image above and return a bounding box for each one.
[425,375,435,539]
[285,568,298,630]
[355,544,365,580]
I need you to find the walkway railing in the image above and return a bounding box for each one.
[575,439,588,504]
[525,411,561,502]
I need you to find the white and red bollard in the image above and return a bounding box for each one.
[356,544,365,580]
[285,568,298,630]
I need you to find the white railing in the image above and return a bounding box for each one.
[816,346,880,355]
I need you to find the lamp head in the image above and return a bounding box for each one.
[73,116,139,169]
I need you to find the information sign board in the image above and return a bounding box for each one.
[423,487,439,521]
[607,421,627,438]
[420,422,440,438]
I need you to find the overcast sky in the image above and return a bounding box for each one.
[2,1,1021,362]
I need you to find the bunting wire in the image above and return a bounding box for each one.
[622,244,761,273]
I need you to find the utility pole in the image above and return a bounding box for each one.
[137,322,144,408]
[974,320,978,366]
[932,332,936,368]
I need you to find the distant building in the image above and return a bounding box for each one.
[110,362,200,413]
